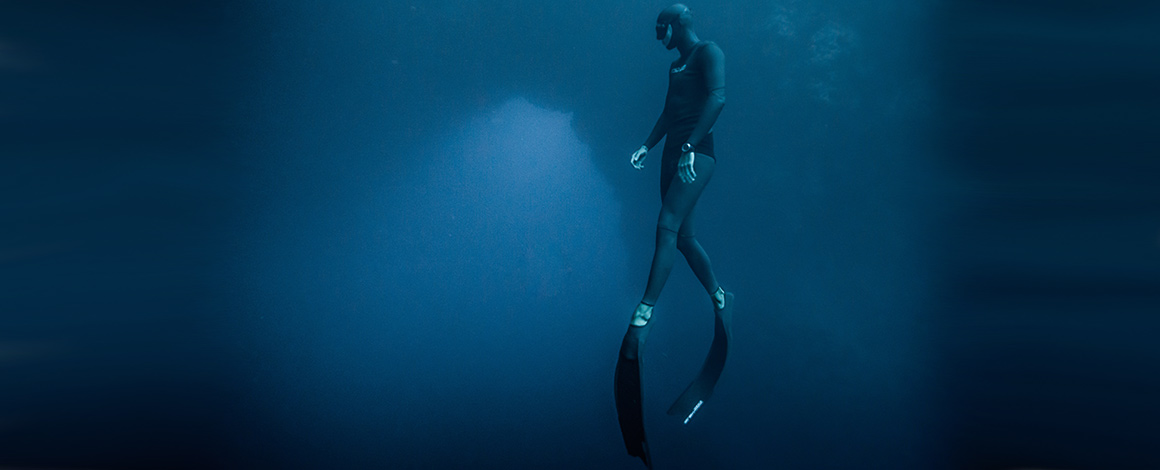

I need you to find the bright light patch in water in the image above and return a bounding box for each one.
[395,97,630,302]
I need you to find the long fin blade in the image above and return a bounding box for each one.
[666,293,734,419]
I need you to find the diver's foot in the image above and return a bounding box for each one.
[632,302,654,326]
[712,287,726,310]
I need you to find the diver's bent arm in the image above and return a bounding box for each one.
[642,111,669,150]
[686,43,726,149]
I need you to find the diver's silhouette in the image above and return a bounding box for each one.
[615,4,734,468]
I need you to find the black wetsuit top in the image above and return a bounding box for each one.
[662,41,718,160]
[650,40,725,193]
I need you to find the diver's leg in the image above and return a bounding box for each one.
[662,156,732,423]
[676,208,723,308]
[640,154,716,306]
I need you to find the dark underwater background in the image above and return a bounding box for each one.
[2,1,1158,469]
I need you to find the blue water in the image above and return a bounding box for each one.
[2,1,1157,469]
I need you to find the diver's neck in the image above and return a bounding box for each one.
[676,33,701,57]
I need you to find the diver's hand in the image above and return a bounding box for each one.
[678,150,697,183]
[631,145,648,170]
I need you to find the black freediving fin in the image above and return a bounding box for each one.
[615,322,653,469]
[666,292,734,423]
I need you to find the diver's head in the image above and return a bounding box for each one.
[656,4,692,50]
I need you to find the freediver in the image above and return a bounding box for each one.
[614,4,734,468]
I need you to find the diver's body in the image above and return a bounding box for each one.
[615,5,733,469]
[630,5,727,325]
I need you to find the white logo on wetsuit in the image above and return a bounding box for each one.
[670,64,687,74]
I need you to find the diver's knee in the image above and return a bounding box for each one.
[656,210,681,234]
[676,234,697,253]
[655,225,678,246]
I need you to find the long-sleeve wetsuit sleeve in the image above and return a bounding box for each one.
[685,43,725,149]
[642,111,669,150]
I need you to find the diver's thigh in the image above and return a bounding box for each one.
[660,153,716,224]
[659,150,678,200]
[660,174,706,227]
